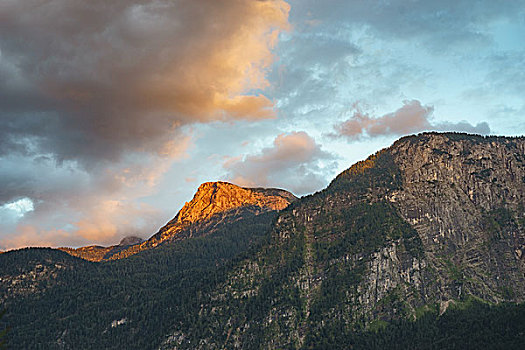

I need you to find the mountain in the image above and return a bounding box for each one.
[158,132,525,349]
[60,182,297,261]
[1,132,525,349]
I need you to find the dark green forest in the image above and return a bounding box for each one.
[0,309,7,349]
[0,212,277,349]
[305,299,525,349]
[2,207,524,349]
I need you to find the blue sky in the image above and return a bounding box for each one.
[1,0,524,249]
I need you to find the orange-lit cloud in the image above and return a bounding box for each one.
[0,133,192,250]
[130,0,290,123]
[1,196,161,249]
[0,0,290,167]
[224,131,337,195]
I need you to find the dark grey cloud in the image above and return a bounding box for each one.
[223,131,337,195]
[334,100,491,140]
[0,0,289,167]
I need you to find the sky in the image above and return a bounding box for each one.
[1,0,524,249]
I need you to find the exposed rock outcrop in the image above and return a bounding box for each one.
[173,182,295,225]
[149,182,296,244]
[390,133,525,302]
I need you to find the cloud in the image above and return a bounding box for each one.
[334,100,491,140]
[0,226,75,251]
[0,132,217,250]
[0,131,192,250]
[0,199,161,250]
[0,0,290,248]
[223,131,337,195]
[269,0,524,142]
[0,0,290,166]
[287,0,524,50]
[2,0,522,249]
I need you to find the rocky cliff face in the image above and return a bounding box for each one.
[63,182,297,261]
[162,133,525,349]
[389,133,525,303]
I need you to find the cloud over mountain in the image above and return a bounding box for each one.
[1,0,523,249]
[334,100,491,140]
[224,131,336,195]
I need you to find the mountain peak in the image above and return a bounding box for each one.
[173,181,296,226]
[61,182,296,261]
[102,181,297,260]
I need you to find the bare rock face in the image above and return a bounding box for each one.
[159,181,296,237]
[389,133,525,302]
[111,182,297,259]
[172,181,295,226]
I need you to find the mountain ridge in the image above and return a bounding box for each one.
[60,181,297,261]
